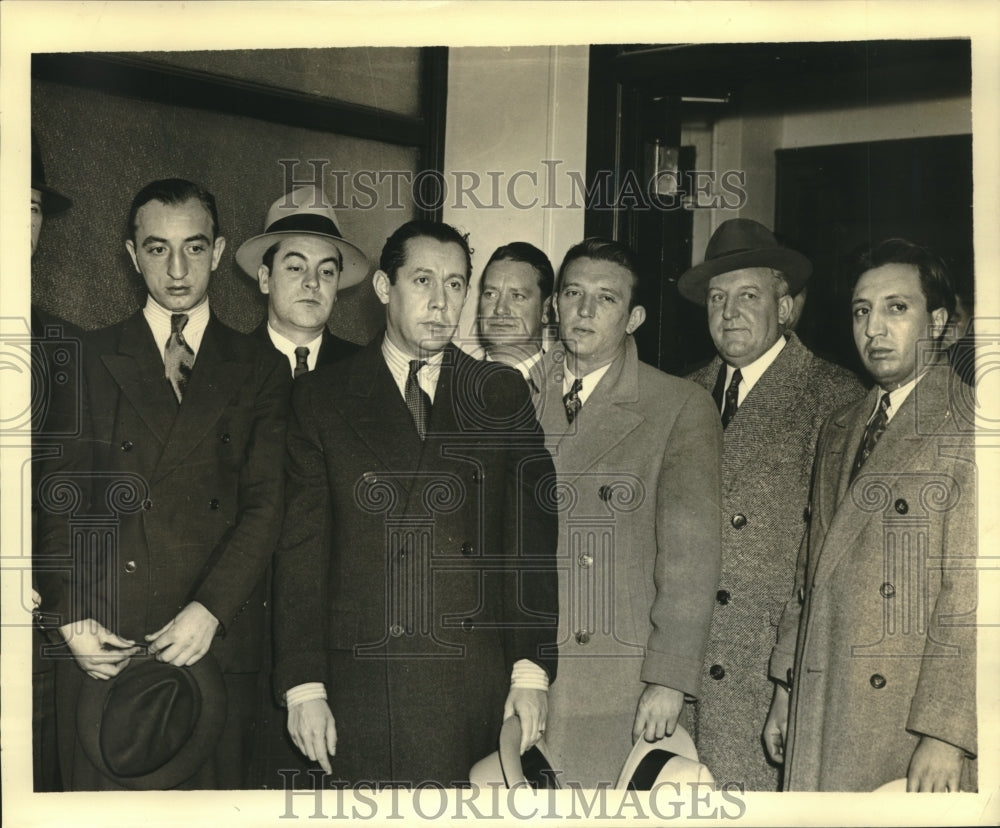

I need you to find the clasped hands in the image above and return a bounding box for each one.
[60,601,219,680]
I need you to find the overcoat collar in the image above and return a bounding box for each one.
[537,337,645,480]
[100,311,253,483]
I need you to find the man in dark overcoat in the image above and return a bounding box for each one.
[678,219,864,790]
[39,178,289,789]
[272,219,559,786]
[765,239,977,791]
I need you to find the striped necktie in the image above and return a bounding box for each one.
[164,313,195,403]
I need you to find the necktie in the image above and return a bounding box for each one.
[405,359,431,440]
[164,313,195,403]
[850,392,891,483]
[563,378,583,424]
[294,346,310,379]
[721,368,742,429]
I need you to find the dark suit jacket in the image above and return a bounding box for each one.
[251,321,361,373]
[771,362,977,790]
[38,310,289,672]
[273,338,558,784]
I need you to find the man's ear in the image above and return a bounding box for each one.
[776,293,794,327]
[373,270,391,306]
[541,296,553,324]
[125,239,140,274]
[929,306,949,341]
[210,236,226,271]
[257,265,270,295]
[625,305,646,335]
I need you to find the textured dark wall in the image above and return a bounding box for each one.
[32,77,420,343]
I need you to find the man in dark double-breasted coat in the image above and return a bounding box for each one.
[273,220,558,786]
[38,179,288,790]
[765,239,977,792]
[679,219,864,790]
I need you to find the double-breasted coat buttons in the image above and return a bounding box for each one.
[870,674,887,689]
[894,499,909,515]
[731,514,747,529]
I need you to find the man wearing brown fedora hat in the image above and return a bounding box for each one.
[236,185,366,377]
[678,218,863,790]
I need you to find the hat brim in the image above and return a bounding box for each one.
[235,231,370,289]
[677,247,812,305]
[468,716,559,789]
[615,724,703,789]
[32,182,72,217]
[76,652,227,790]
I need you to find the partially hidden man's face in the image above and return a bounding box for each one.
[477,259,549,352]
[852,262,947,391]
[31,188,43,257]
[373,236,469,357]
[258,236,343,340]
[706,268,792,368]
[126,198,225,313]
[556,257,645,375]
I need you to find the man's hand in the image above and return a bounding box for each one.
[907,735,965,792]
[60,618,139,680]
[145,601,219,666]
[288,699,337,774]
[762,684,790,764]
[504,688,548,754]
[632,683,684,743]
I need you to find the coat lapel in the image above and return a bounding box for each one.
[152,317,252,483]
[100,312,178,446]
[811,364,953,587]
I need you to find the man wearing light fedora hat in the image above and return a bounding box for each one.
[679,218,863,790]
[236,185,367,377]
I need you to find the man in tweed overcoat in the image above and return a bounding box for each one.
[679,220,864,790]
[764,239,977,791]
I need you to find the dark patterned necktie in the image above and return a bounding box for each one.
[721,368,742,429]
[850,392,891,483]
[563,378,583,424]
[405,359,431,440]
[164,313,195,403]
[294,346,310,379]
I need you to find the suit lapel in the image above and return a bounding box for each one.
[100,312,178,446]
[152,317,251,482]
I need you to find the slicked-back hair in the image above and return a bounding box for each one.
[126,178,220,241]
[558,237,641,309]
[852,238,957,321]
[379,220,472,284]
[482,242,555,300]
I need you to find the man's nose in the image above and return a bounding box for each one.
[302,266,319,290]
[722,295,739,320]
[168,249,188,279]
[866,308,887,338]
[429,281,448,310]
[578,295,597,318]
[494,293,511,316]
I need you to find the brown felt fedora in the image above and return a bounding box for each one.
[677,219,812,305]
[76,652,227,790]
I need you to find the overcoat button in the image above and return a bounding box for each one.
[124,560,137,574]
[209,498,220,510]
[894,499,909,515]
[461,542,475,557]
[220,433,231,444]
[716,590,731,605]
[472,470,483,483]
[389,624,404,637]
[880,582,896,598]
[575,630,590,645]
[578,554,594,568]
[870,674,887,689]
[731,514,747,529]
[120,440,133,452]
[461,618,474,632]
[598,485,612,502]
[141,499,152,511]
[709,664,726,680]
[362,471,377,484]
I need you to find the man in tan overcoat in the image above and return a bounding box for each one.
[679,219,864,790]
[764,238,977,791]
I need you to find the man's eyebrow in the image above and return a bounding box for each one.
[280,250,340,267]
[140,233,212,246]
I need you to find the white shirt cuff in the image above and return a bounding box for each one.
[510,659,549,691]
[285,681,327,708]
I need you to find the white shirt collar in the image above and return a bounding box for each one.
[875,370,926,424]
[267,324,324,376]
[382,334,445,403]
[142,295,210,361]
[723,335,787,408]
